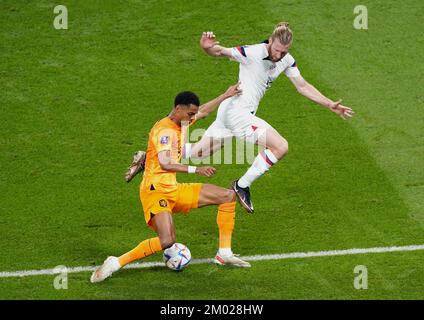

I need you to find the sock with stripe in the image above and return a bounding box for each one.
[238,149,278,188]
[118,237,163,267]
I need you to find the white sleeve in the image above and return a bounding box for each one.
[229,46,249,64]
[229,44,264,64]
[283,54,301,77]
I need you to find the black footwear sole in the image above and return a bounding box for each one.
[231,181,254,214]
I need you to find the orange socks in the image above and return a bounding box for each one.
[117,202,236,267]
[118,237,162,267]
[217,202,236,250]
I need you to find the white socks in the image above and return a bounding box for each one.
[218,248,233,257]
[238,149,278,188]
[110,256,122,270]
[185,144,278,189]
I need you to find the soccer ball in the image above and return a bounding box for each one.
[163,243,192,271]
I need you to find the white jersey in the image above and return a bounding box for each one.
[218,42,300,116]
[205,41,301,142]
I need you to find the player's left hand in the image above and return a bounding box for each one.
[330,100,354,120]
[196,166,216,177]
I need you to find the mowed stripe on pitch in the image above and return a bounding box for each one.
[1,244,424,278]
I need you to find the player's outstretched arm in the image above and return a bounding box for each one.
[158,150,216,177]
[200,31,233,58]
[195,82,242,120]
[289,75,355,120]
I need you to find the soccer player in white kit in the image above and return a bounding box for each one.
[186,22,354,213]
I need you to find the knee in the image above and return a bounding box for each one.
[159,234,175,250]
[224,189,236,203]
[270,139,288,160]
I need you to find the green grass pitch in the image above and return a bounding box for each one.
[0,0,423,299]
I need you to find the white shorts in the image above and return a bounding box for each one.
[204,111,271,144]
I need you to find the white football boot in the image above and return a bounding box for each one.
[90,256,121,283]
[214,253,251,268]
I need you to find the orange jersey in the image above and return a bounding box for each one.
[141,117,193,189]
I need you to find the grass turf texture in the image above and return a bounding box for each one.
[0,0,423,299]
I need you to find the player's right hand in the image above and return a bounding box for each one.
[224,81,242,99]
[196,166,216,177]
[329,99,355,120]
[200,31,219,49]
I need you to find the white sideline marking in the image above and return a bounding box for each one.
[1,244,424,278]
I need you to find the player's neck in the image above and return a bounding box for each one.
[167,112,181,127]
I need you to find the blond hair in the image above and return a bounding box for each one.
[271,22,293,45]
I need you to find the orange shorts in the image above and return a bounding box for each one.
[140,182,202,227]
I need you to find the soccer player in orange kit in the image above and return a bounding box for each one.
[91,84,250,283]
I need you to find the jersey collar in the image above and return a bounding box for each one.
[261,39,289,63]
[261,39,272,61]
[165,116,181,129]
